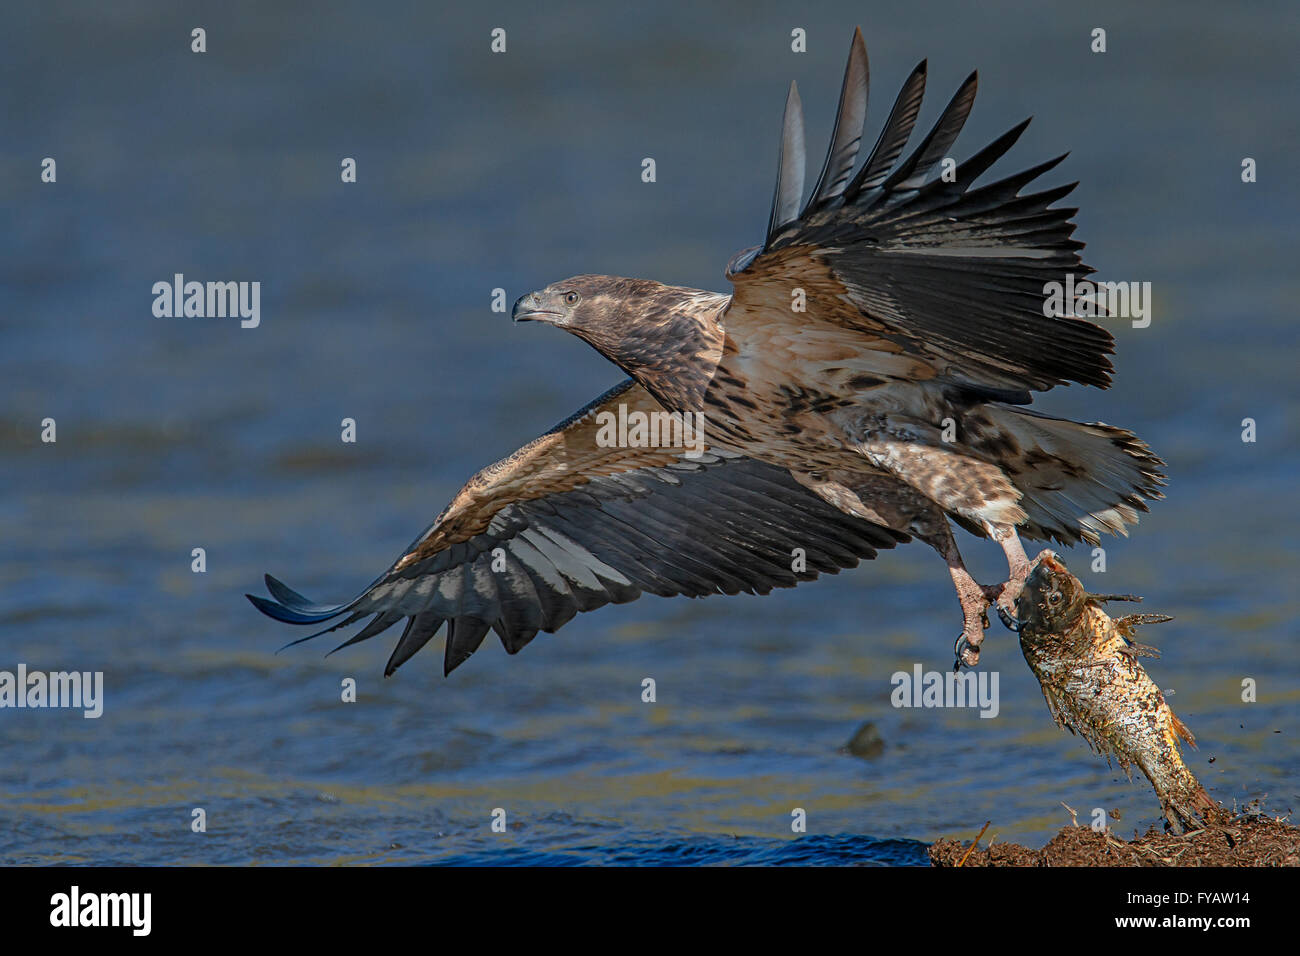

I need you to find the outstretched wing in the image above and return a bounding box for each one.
[725,27,1113,395]
[248,379,907,678]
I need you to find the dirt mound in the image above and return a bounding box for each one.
[930,812,1300,866]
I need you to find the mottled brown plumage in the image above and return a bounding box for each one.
[250,28,1164,678]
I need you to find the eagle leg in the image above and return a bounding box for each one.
[987,523,1033,630]
[939,532,1000,671]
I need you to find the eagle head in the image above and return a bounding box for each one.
[511,275,647,331]
[513,275,723,404]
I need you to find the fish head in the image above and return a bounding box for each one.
[1017,551,1089,636]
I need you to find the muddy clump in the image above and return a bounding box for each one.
[930,812,1300,866]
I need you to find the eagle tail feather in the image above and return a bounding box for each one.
[987,406,1166,546]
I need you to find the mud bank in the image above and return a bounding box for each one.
[930,812,1300,866]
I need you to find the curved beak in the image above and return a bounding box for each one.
[512,291,562,324]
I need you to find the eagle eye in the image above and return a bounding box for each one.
[564,291,580,305]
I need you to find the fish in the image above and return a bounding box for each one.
[1012,551,1218,834]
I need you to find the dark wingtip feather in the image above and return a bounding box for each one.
[385,614,445,677]
[947,117,1032,189]
[322,612,404,659]
[247,591,321,625]
[844,58,928,199]
[765,80,807,244]
[275,611,364,653]
[264,573,316,608]
[805,26,869,213]
[245,592,280,617]
[444,618,491,676]
[263,573,351,618]
[882,69,979,191]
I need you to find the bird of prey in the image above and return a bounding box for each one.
[249,28,1163,676]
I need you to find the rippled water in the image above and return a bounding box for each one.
[2,0,1298,864]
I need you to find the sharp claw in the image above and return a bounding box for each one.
[953,632,982,671]
[997,604,1020,632]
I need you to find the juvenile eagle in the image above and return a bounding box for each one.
[250,28,1163,675]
